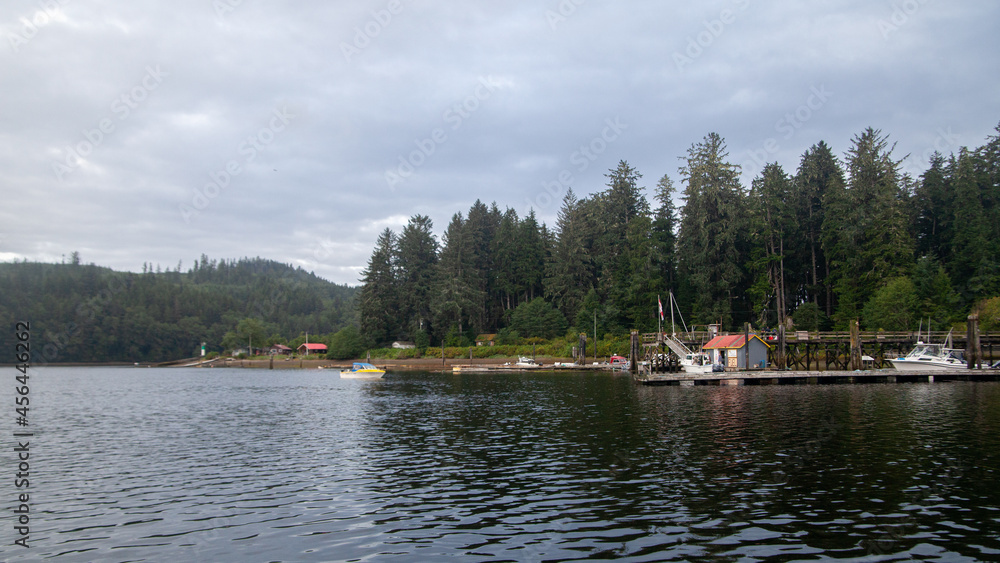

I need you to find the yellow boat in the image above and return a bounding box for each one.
[339,362,385,379]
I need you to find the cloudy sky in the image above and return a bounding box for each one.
[2,1,998,285]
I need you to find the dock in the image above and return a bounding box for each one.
[635,368,1000,386]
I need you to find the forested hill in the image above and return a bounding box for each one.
[0,256,358,363]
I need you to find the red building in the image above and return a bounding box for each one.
[297,343,328,355]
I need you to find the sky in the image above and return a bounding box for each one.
[2,0,998,286]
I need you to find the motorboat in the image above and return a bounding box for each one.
[680,352,714,374]
[610,355,630,370]
[514,356,541,368]
[339,362,385,378]
[890,330,970,371]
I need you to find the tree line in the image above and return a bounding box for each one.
[0,256,357,363]
[360,124,1000,346]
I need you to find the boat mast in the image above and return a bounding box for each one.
[669,292,676,338]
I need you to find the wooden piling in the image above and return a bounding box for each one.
[850,319,862,370]
[629,330,640,375]
[968,314,982,369]
[744,323,750,371]
[777,325,786,369]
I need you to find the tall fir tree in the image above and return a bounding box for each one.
[676,132,748,329]
[747,163,794,328]
[432,213,482,344]
[396,215,439,341]
[651,174,678,300]
[793,141,844,317]
[358,228,399,345]
[545,189,594,323]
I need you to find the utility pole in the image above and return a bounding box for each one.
[594,311,597,363]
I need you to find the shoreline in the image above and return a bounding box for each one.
[175,356,582,371]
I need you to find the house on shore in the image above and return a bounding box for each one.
[392,341,416,349]
[476,334,497,346]
[298,343,328,356]
[269,344,293,355]
[702,334,771,369]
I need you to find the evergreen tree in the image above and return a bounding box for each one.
[545,189,593,322]
[949,147,997,301]
[747,163,794,328]
[431,214,479,342]
[492,208,520,312]
[396,215,438,340]
[676,132,748,329]
[516,210,546,303]
[508,297,568,339]
[651,174,678,299]
[913,152,951,261]
[793,141,844,315]
[358,228,399,345]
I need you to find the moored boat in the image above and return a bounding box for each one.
[890,330,971,371]
[339,362,386,378]
[680,352,714,374]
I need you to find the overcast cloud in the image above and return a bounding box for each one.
[2,0,997,285]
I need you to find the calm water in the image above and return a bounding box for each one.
[3,367,999,562]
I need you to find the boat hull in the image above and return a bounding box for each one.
[339,370,384,379]
[889,359,968,371]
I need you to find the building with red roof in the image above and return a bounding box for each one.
[702,334,770,369]
[297,343,328,355]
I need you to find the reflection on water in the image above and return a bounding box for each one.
[3,368,999,561]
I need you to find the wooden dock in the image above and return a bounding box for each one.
[635,368,1000,386]
[634,324,999,372]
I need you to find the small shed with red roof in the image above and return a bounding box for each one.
[702,334,770,369]
[298,343,328,355]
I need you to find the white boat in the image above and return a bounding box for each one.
[514,356,541,368]
[680,352,714,374]
[890,330,969,371]
[339,362,385,379]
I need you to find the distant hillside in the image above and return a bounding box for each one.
[0,256,358,363]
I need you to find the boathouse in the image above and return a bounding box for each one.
[702,334,771,369]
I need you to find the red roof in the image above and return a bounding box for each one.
[702,334,770,350]
[298,343,327,351]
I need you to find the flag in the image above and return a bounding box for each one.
[658,295,664,321]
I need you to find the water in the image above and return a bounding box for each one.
[3,367,999,561]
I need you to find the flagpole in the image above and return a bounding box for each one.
[658,295,661,336]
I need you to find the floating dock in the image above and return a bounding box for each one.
[635,368,1000,386]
